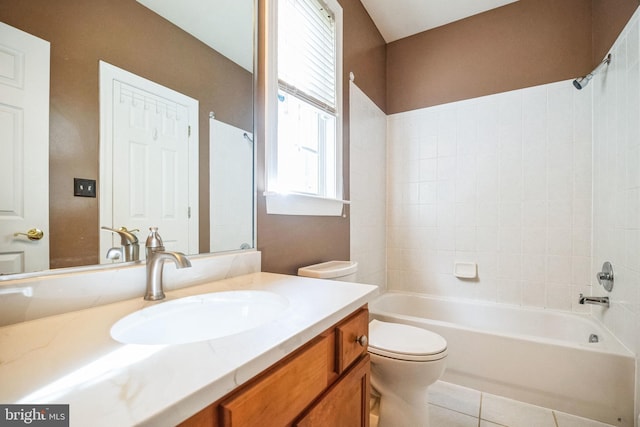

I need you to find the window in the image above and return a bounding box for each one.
[265,0,346,215]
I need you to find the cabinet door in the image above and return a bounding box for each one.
[295,354,370,427]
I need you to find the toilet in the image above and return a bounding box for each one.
[368,319,447,426]
[298,261,448,427]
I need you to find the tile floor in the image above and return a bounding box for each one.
[370,381,616,427]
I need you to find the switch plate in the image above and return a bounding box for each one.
[74,178,97,198]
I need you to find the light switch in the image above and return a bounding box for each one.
[74,178,97,198]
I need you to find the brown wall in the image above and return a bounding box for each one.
[593,0,639,64]
[387,0,638,114]
[256,0,387,275]
[0,0,253,268]
[386,0,593,114]
[342,0,387,113]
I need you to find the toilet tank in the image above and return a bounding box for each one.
[298,260,358,282]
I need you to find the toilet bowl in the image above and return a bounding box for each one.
[297,262,448,426]
[368,319,447,427]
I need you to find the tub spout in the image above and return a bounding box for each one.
[579,293,609,308]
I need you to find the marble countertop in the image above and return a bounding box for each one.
[0,272,378,426]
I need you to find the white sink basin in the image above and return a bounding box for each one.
[110,290,289,345]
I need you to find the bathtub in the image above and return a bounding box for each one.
[369,291,635,427]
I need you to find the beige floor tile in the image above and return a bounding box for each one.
[429,380,482,417]
[481,393,556,427]
[370,412,379,427]
[430,404,479,427]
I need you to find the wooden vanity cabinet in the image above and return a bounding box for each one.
[179,306,370,427]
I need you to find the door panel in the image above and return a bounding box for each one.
[99,61,198,262]
[113,81,190,255]
[0,22,49,275]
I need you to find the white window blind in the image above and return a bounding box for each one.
[265,0,346,215]
[278,0,336,113]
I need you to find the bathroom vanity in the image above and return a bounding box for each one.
[0,270,378,426]
[181,307,370,426]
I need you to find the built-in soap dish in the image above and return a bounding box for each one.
[454,262,477,279]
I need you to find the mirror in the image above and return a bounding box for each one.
[0,0,255,278]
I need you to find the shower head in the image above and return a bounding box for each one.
[572,75,592,90]
[573,54,611,90]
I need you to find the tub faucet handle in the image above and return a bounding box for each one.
[596,261,614,292]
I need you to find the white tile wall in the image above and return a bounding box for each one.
[592,8,640,423]
[349,81,387,288]
[387,80,593,311]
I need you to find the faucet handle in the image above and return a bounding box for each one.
[101,226,139,245]
[145,227,165,250]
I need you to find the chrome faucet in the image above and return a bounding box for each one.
[579,293,610,308]
[144,227,191,301]
[102,226,140,262]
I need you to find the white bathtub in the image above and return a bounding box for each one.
[369,291,635,427]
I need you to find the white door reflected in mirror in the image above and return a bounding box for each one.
[0,22,50,275]
[99,62,199,263]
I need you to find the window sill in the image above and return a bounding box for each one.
[264,192,349,216]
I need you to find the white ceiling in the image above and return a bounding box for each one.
[135,0,520,71]
[360,0,519,43]
[136,0,253,72]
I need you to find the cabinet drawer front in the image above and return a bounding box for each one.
[220,335,331,427]
[336,308,369,373]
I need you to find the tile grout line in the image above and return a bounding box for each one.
[427,401,480,420]
[552,410,560,427]
[478,392,483,427]
[477,392,511,427]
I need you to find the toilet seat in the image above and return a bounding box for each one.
[368,319,447,362]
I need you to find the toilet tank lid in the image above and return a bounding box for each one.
[297,260,358,279]
[369,319,447,357]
